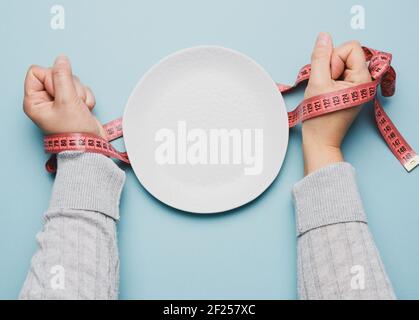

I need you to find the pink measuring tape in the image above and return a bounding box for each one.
[44,46,418,173]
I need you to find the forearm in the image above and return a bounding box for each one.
[19,152,125,300]
[293,163,395,300]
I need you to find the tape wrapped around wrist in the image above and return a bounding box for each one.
[44,46,418,173]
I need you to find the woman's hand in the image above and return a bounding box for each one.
[23,56,106,138]
[302,33,371,175]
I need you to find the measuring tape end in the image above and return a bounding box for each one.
[403,155,419,173]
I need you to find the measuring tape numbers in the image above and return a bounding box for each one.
[43,47,419,173]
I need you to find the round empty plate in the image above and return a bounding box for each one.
[123,46,289,213]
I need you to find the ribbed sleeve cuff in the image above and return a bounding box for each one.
[48,152,126,220]
[292,162,367,236]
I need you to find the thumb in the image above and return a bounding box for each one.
[309,32,333,86]
[52,55,77,103]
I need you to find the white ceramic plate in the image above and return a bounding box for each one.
[123,46,289,213]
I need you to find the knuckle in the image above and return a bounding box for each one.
[53,66,69,77]
[349,40,362,48]
[28,64,38,73]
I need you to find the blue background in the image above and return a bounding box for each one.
[0,0,418,299]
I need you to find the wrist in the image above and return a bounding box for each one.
[302,142,344,176]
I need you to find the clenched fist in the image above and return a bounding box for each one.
[302,33,372,175]
[23,56,106,138]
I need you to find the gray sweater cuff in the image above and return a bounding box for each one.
[48,152,126,220]
[293,162,367,236]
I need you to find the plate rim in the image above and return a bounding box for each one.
[122,45,289,214]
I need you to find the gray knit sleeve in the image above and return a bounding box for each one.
[293,162,395,300]
[19,152,125,300]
